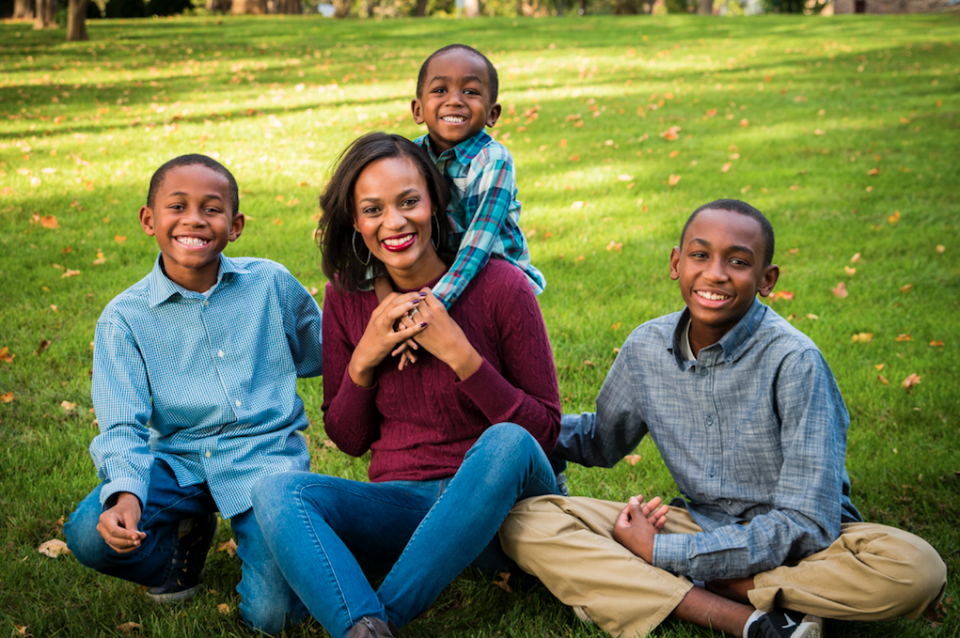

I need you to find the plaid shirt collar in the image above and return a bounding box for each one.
[423,129,492,166]
[148,253,248,307]
[669,297,767,369]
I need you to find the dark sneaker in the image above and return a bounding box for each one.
[748,610,823,638]
[145,514,218,603]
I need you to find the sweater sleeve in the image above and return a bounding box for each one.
[320,284,381,457]
[455,266,560,453]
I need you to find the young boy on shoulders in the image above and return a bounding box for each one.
[64,154,322,636]
[501,200,946,638]
[407,43,544,307]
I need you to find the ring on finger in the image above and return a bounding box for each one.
[407,307,420,320]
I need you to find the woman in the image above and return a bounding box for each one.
[252,133,561,638]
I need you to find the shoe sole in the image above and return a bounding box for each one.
[145,583,203,604]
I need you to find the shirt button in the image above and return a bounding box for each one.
[699,368,709,376]
[235,400,241,407]
[205,450,212,458]
[218,350,224,358]
[706,416,713,426]
[709,469,716,477]
[204,300,210,307]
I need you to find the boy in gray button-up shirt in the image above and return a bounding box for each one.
[501,200,945,638]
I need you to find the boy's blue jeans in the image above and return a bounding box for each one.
[251,422,559,638]
[64,459,307,635]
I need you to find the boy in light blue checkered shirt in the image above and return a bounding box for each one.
[64,154,321,635]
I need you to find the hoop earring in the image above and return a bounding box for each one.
[431,214,440,250]
[352,229,371,266]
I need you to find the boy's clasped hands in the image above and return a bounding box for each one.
[613,495,669,564]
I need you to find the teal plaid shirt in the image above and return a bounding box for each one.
[415,131,545,308]
[89,255,322,519]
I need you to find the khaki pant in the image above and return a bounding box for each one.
[501,496,947,638]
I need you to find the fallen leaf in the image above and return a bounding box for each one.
[624,454,642,466]
[770,291,795,302]
[115,235,127,243]
[660,126,681,140]
[844,266,856,276]
[740,118,749,127]
[900,284,912,293]
[617,174,633,182]
[875,363,885,371]
[900,373,921,390]
[877,374,889,385]
[34,340,51,356]
[887,211,900,225]
[581,360,595,367]
[568,155,580,162]
[611,322,621,330]
[867,168,880,176]
[850,253,861,263]
[894,334,913,342]
[116,622,141,635]
[1,392,13,403]
[929,340,944,347]
[38,539,72,557]
[832,282,848,298]
[0,347,14,364]
[308,287,318,296]
[606,241,623,252]
[40,216,59,229]
[322,439,337,449]
[851,333,873,343]
[50,305,58,312]
[571,201,585,210]
[93,251,107,266]
[668,174,681,187]
[217,603,231,615]
[62,269,81,279]
[218,538,238,557]
[936,245,945,253]
[61,400,77,412]
[806,314,819,320]
[273,219,284,226]
[495,572,513,594]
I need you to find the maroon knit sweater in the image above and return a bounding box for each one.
[321,260,560,483]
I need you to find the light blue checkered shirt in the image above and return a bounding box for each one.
[555,299,862,580]
[90,254,323,519]
[415,131,545,309]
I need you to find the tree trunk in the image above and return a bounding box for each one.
[464,0,479,15]
[332,0,350,17]
[14,0,34,19]
[414,0,426,15]
[34,0,56,27]
[206,0,232,10]
[273,0,301,12]
[578,0,586,13]
[554,0,563,15]
[697,0,712,12]
[66,0,88,39]
[232,0,266,13]
[365,0,376,16]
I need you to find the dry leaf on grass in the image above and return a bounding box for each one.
[624,454,643,466]
[116,622,142,635]
[1,392,13,403]
[34,340,51,356]
[930,340,944,347]
[901,373,922,390]
[61,401,77,412]
[850,253,861,263]
[494,572,513,594]
[668,174,681,187]
[218,538,238,557]
[606,241,623,252]
[851,333,873,344]
[832,282,848,298]
[877,374,889,385]
[38,539,72,557]
[900,284,913,293]
[894,334,913,342]
[218,603,231,615]
[887,211,900,225]
[0,347,14,363]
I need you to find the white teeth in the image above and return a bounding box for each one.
[383,235,412,247]
[696,291,730,301]
[176,237,210,247]
[441,115,466,123]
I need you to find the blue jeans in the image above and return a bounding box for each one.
[64,459,307,635]
[251,423,559,638]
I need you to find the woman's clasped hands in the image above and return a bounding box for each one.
[348,288,482,388]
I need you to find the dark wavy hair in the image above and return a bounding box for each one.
[318,132,453,292]
[147,154,239,218]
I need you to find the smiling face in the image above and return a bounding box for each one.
[139,164,244,292]
[411,48,501,154]
[670,207,779,353]
[353,156,447,291]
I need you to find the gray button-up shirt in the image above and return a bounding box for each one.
[555,298,862,580]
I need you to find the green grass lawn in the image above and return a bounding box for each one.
[1,13,958,638]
